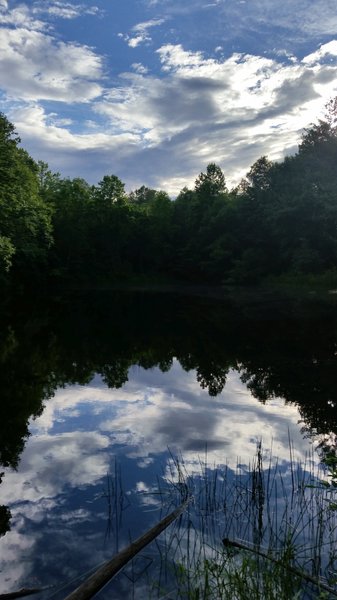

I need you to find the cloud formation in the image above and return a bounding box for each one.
[0,362,323,594]
[0,3,46,30]
[3,364,312,502]
[33,1,100,20]
[222,0,337,38]
[0,2,104,102]
[119,17,166,48]
[149,0,337,41]
[1,0,337,193]
[98,366,310,467]
[91,43,337,190]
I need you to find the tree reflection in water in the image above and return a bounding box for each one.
[1,288,337,539]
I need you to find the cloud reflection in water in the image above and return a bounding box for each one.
[0,360,313,595]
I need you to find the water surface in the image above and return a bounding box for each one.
[1,290,337,597]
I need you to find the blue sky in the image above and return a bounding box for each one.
[1,0,337,194]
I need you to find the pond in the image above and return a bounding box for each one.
[1,289,337,598]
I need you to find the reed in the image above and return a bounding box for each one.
[146,443,337,599]
[61,443,337,599]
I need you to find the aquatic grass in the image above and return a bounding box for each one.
[145,443,337,599]
[64,442,337,599]
[103,459,131,550]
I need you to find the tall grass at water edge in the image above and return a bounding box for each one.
[140,443,337,599]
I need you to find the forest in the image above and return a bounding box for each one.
[1,103,337,289]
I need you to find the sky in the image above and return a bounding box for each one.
[1,0,337,194]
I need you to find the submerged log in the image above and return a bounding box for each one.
[0,587,52,599]
[223,537,337,597]
[64,496,192,600]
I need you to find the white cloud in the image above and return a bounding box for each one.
[120,17,166,48]
[139,0,337,57]
[23,362,315,473]
[0,530,35,594]
[158,43,210,70]
[1,430,110,505]
[89,43,337,192]
[302,40,337,66]
[5,103,141,187]
[128,35,146,48]
[133,17,166,33]
[0,363,325,593]
[0,4,47,30]
[0,1,101,29]
[98,368,309,468]
[0,27,103,102]
[164,0,337,40]
[7,364,314,486]
[10,104,139,150]
[243,0,337,37]
[30,382,135,433]
[2,0,337,196]
[9,37,337,194]
[131,62,149,74]
[33,1,100,19]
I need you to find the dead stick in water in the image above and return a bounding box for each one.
[223,537,337,597]
[64,496,192,600]
[0,587,53,599]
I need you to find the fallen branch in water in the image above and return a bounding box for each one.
[222,537,337,597]
[64,495,192,600]
[0,586,53,599]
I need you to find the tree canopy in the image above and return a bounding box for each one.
[0,113,52,281]
[1,102,337,288]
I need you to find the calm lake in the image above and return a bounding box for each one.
[1,288,337,598]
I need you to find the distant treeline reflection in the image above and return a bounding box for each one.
[1,290,337,477]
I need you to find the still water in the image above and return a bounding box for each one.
[1,289,337,598]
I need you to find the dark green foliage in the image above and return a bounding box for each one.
[90,176,133,278]
[93,174,126,205]
[44,176,93,278]
[0,113,53,283]
[1,104,337,287]
[195,162,228,199]
[128,185,157,206]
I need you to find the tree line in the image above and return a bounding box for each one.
[1,290,336,473]
[1,103,337,288]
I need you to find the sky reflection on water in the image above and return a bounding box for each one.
[0,361,317,596]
